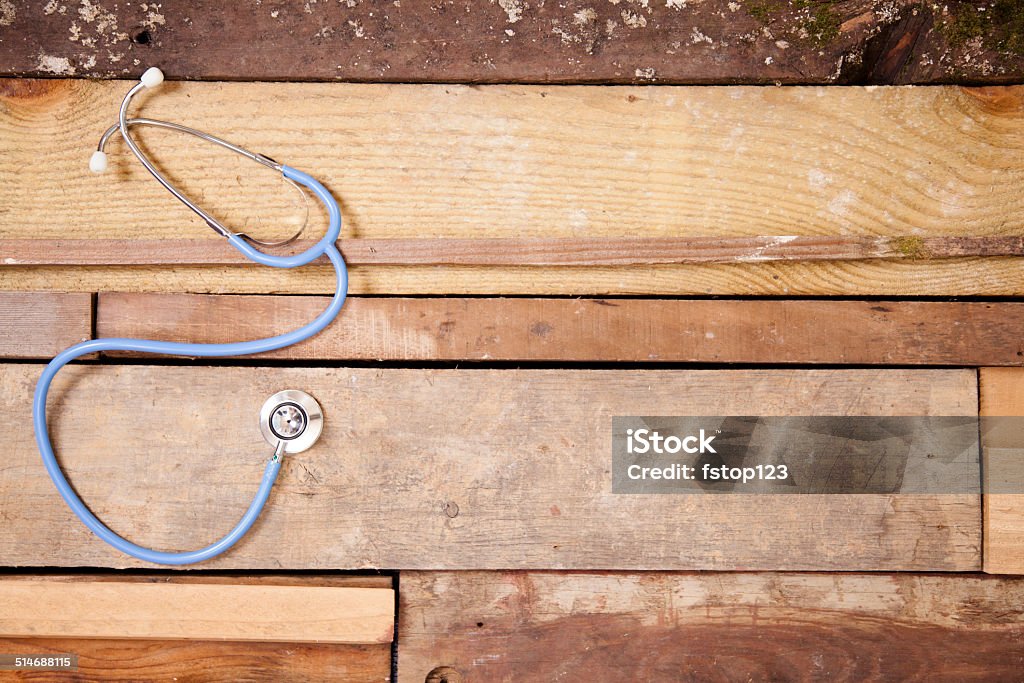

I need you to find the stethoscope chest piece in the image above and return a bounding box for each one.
[260,390,324,454]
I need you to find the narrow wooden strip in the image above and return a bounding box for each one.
[5,259,1024,296]
[0,580,393,644]
[4,236,1024,267]
[980,367,1024,575]
[97,294,1024,366]
[0,365,979,570]
[397,572,1024,682]
[0,638,390,683]
[1,2,1022,84]
[0,292,92,359]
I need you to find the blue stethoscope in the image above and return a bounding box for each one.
[33,68,348,565]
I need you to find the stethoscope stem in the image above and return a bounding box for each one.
[34,68,348,566]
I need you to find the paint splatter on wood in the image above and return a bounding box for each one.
[1,0,1022,83]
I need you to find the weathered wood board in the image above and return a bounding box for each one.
[0,364,979,570]
[2,1,1023,84]
[0,580,394,643]
[397,571,1024,682]
[7,236,1024,265]
[0,292,91,359]
[2,80,1023,295]
[981,367,1024,575]
[98,293,1024,365]
[9,260,1024,295]
[0,638,391,682]
[0,575,393,680]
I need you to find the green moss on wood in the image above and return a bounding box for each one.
[743,0,841,47]
[942,0,1024,56]
[893,236,926,259]
[745,0,785,25]
[992,0,1024,55]
[796,0,841,46]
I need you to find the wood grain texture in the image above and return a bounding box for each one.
[398,571,1024,683]
[0,580,394,643]
[1,1,1023,84]
[2,80,1023,295]
[0,290,91,360]
[981,367,1024,575]
[0,575,394,680]
[5,260,1024,296]
[0,638,390,682]
[6,236,1024,266]
[98,294,1024,366]
[0,364,979,570]
[0,292,92,359]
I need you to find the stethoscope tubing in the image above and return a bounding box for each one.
[33,166,348,565]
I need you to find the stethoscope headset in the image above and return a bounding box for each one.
[33,68,347,565]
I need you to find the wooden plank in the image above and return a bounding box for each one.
[0,292,91,359]
[5,260,1024,296]
[98,294,1024,366]
[1,1,1022,84]
[2,80,1023,295]
[981,367,1024,575]
[5,235,1024,266]
[0,580,394,643]
[0,638,390,682]
[0,364,979,570]
[397,571,1024,682]
[0,576,392,680]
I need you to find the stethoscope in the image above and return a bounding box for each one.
[32,67,348,565]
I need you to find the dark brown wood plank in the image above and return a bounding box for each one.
[98,294,1024,365]
[0,292,92,359]
[4,236,1024,267]
[0,364,979,570]
[397,572,1024,683]
[0,638,390,682]
[2,1,1023,84]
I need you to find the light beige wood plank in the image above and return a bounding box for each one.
[97,294,1024,366]
[1,80,1022,295]
[0,292,92,359]
[981,367,1024,574]
[4,259,1024,295]
[399,572,1024,682]
[0,580,394,643]
[0,364,979,570]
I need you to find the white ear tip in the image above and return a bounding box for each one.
[89,150,108,173]
[140,67,164,88]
